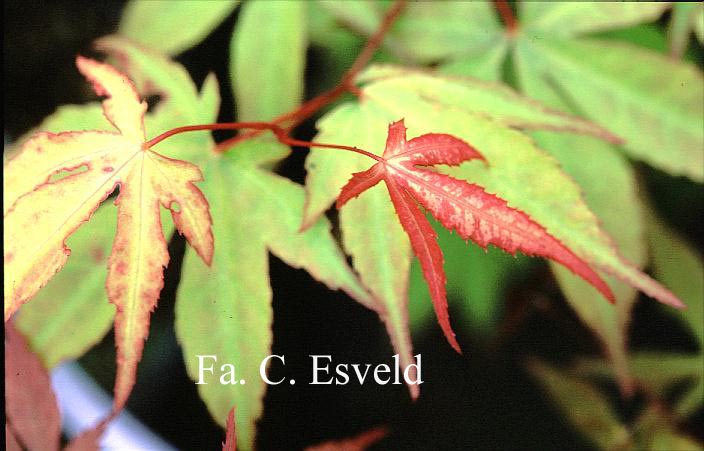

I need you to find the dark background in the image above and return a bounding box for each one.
[4,2,703,450]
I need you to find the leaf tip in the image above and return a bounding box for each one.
[299,196,321,233]
[298,218,315,233]
[662,294,687,310]
[222,406,236,451]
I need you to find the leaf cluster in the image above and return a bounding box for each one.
[4,1,702,449]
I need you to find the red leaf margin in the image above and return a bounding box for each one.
[337,119,616,352]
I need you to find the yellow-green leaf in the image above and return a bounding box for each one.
[12,38,215,372]
[177,139,376,449]
[520,2,669,38]
[4,57,214,414]
[119,0,240,55]
[513,37,704,182]
[230,0,307,121]
[16,204,116,369]
[318,0,502,64]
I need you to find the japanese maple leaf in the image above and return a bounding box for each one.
[337,120,614,352]
[4,56,213,410]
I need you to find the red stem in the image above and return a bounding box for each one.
[144,122,382,162]
[213,0,406,152]
[494,0,518,34]
[143,1,406,162]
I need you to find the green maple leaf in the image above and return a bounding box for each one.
[317,1,503,64]
[514,2,703,182]
[230,0,307,121]
[119,0,241,56]
[177,138,375,448]
[303,64,682,398]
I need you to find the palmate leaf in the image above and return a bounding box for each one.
[305,102,418,398]
[172,13,374,446]
[177,139,376,449]
[59,39,372,449]
[358,69,683,309]
[336,120,614,352]
[14,36,218,370]
[305,67,684,371]
[4,57,214,411]
[318,2,701,181]
[509,4,701,386]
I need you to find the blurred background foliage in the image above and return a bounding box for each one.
[4,1,703,449]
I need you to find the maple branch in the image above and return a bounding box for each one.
[145,122,383,163]
[494,0,518,34]
[340,0,406,88]
[213,0,406,152]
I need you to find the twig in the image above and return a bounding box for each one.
[494,0,518,34]
[213,0,407,152]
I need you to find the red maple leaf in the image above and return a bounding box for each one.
[337,120,615,352]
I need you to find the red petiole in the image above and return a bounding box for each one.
[144,1,406,161]
[144,122,382,162]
